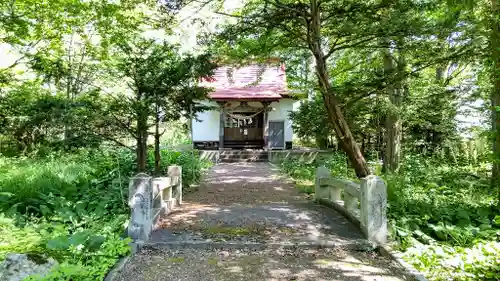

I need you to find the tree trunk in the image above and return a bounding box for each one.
[136,103,148,173]
[309,0,370,178]
[491,0,500,193]
[315,134,328,149]
[361,134,366,156]
[62,81,75,150]
[154,105,161,176]
[383,46,403,173]
[187,104,193,142]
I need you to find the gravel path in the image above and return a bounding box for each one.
[115,246,408,281]
[114,163,411,281]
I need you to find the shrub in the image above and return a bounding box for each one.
[279,152,500,281]
[0,147,210,280]
[403,241,500,280]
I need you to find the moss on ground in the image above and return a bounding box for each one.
[202,225,262,237]
[168,257,185,263]
[294,179,314,195]
[207,257,218,265]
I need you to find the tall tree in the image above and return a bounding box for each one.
[112,39,215,172]
[4,0,149,149]
[214,0,398,177]
[150,49,216,175]
[308,0,370,177]
[212,0,447,177]
[490,0,500,192]
[383,39,406,172]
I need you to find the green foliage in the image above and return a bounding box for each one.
[290,92,385,155]
[403,68,463,154]
[403,242,500,280]
[385,155,497,246]
[159,121,192,147]
[1,0,499,280]
[0,147,210,280]
[279,152,499,280]
[289,98,333,149]
[0,82,126,155]
[0,149,132,216]
[110,38,216,172]
[280,153,356,181]
[146,149,212,190]
[0,34,212,280]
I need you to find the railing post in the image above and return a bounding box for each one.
[154,177,172,201]
[330,182,342,202]
[168,165,182,205]
[128,173,152,242]
[344,193,358,212]
[315,166,331,200]
[152,177,172,218]
[360,175,387,244]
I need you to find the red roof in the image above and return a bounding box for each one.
[202,64,288,100]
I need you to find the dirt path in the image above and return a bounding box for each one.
[114,163,411,281]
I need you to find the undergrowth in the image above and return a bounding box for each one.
[0,148,211,280]
[280,153,500,281]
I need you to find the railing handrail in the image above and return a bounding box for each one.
[128,166,183,243]
[318,177,361,199]
[315,166,387,245]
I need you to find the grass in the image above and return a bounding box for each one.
[204,226,255,236]
[294,179,314,196]
[0,147,211,280]
[200,222,268,239]
[279,152,500,281]
[167,257,185,263]
[207,257,218,265]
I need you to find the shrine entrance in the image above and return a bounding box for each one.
[221,101,267,149]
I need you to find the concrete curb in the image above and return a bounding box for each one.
[378,245,429,281]
[104,255,131,281]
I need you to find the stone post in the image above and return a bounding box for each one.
[344,193,358,212]
[168,165,182,205]
[128,173,152,242]
[153,177,172,201]
[360,175,387,244]
[315,166,331,200]
[329,183,342,202]
[153,177,170,203]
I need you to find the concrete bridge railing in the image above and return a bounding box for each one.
[315,166,387,244]
[127,166,182,243]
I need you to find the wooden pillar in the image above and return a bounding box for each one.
[219,108,224,149]
[263,102,269,150]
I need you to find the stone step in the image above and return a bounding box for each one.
[219,151,268,161]
[223,141,263,144]
[219,150,266,155]
[220,151,267,154]
[219,158,268,162]
[223,145,264,149]
[219,154,268,158]
[219,158,268,163]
